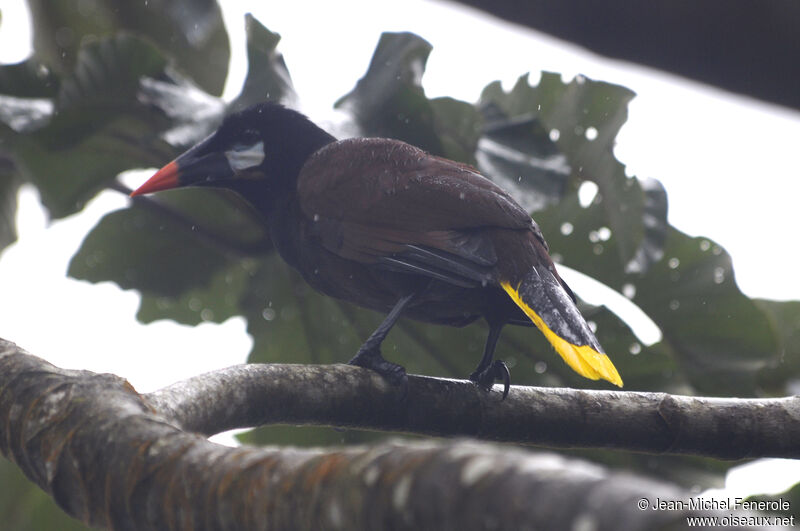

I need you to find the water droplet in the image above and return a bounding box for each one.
[200,308,214,321]
[622,283,636,299]
[668,257,680,269]
[713,267,725,284]
[578,181,599,207]
[592,244,604,255]
[712,246,722,256]
[588,321,597,333]
[549,129,560,142]
[261,308,276,321]
[313,214,320,222]
[551,253,563,263]
[596,227,611,241]
[560,222,574,235]
[585,127,598,141]
[459,192,466,200]
[669,299,680,310]
[699,239,711,251]
[534,361,547,374]
[629,342,642,355]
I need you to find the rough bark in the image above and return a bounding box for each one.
[148,362,800,460]
[1,338,795,530]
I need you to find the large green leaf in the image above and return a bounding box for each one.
[336,32,443,154]
[428,96,483,163]
[69,187,269,319]
[0,35,177,218]
[26,0,229,96]
[0,57,56,251]
[243,257,367,366]
[754,299,800,394]
[0,58,59,98]
[481,73,650,268]
[475,112,571,212]
[0,11,306,220]
[0,158,19,257]
[534,189,777,396]
[229,14,297,111]
[476,75,782,396]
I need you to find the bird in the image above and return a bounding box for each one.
[131,102,622,398]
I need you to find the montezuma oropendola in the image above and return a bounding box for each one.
[131,102,622,398]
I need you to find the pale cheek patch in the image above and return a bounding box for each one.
[225,141,265,172]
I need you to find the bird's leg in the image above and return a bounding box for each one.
[349,292,416,386]
[469,322,511,399]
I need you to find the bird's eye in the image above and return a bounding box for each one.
[238,129,260,146]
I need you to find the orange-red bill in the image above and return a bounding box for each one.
[130,161,181,197]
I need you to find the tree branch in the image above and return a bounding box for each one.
[1,338,781,531]
[147,362,800,460]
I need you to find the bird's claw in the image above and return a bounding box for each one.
[349,347,408,393]
[469,360,511,400]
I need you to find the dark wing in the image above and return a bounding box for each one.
[297,138,541,287]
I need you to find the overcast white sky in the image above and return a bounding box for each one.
[1,0,799,496]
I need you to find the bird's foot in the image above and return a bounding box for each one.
[348,347,408,391]
[469,360,511,400]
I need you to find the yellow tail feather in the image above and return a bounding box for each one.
[501,281,623,387]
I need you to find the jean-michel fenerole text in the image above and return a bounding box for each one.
[650,497,790,513]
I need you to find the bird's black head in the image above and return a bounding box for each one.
[131,102,336,211]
